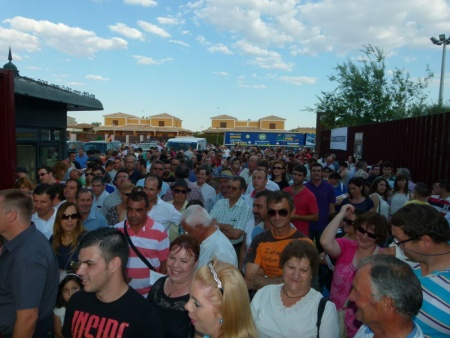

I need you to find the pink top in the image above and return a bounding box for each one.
[330,238,381,338]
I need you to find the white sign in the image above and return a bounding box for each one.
[330,127,348,150]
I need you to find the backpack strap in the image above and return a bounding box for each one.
[316,297,329,338]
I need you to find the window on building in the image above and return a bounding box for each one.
[269,123,276,129]
[112,120,118,126]
[220,122,226,128]
[159,121,165,127]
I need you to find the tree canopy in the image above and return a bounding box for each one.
[312,45,434,129]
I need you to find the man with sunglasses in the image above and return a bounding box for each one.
[391,204,450,337]
[244,191,313,291]
[37,166,57,185]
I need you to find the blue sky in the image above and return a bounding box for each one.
[2,0,450,132]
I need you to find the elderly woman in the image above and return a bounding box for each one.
[251,240,339,338]
[147,235,199,338]
[185,259,256,338]
[320,204,390,337]
[49,202,86,280]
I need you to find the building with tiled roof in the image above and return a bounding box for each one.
[203,114,287,134]
[96,112,192,140]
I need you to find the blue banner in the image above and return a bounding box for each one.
[224,132,306,147]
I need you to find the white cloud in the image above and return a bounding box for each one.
[213,71,229,76]
[278,76,316,86]
[132,55,173,65]
[197,35,209,45]
[0,26,41,52]
[169,40,189,47]
[157,17,183,25]
[137,21,170,38]
[208,43,233,54]
[123,0,157,7]
[86,74,110,81]
[108,23,144,41]
[66,82,84,86]
[3,16,127,57]
[191,0,450,57]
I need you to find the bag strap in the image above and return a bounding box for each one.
[316,297,328,338]
[123,221,156,272]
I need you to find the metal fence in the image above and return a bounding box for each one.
[319,112,450,183]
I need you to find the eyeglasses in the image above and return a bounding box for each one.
[343,218,355,226]
[173,189,188,194]
[61,213,81,220]
[356,226,378,240]
[273,166,284,170]
[208,261,224,294]
[267,208,289,217]
[393,237,418,246]
[116,175,129,180]
[38,172,48,177]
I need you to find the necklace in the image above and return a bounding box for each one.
[282,285,308,299]
[61,236,74,246]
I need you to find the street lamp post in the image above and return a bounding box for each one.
[430,34,450,106]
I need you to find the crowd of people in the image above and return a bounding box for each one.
[1,142,449,338]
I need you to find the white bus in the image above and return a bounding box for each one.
[166,137,207,152]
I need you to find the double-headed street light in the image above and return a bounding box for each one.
[430,34,450,106]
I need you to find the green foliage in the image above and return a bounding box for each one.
[91,122,101,126]
[311,45,434,129]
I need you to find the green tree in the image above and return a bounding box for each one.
[91,122,101,126]
[312,45,433,129]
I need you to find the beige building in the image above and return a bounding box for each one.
[95,112,192,140]
[203,114,288,133]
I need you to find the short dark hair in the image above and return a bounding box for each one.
[38,165,54,176]
[391,204,450,244]
[65,178,82,192]
[80,228,129,279]
[33,183,56,200]
[145,174,163,190]
[175,163,190,179]
[437,179,450,193]
[229,176,247,192]
[356,212,390,245]
[292,164,307,176]
[267,190,294,211]
[76,187,93,200]
[310,162,323,171]
[254,190,273,200]
[92,176,106,185]
[413,182,431,198]
[328,172,341,180]
[279,240,320,276]
[128,190,149,208]
[170,234,200,262]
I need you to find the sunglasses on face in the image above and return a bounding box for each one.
[343,218,355,226]
[173,189,188,194]
[267,208,289,217]
[273,166,284,170]
[38,172,48,177]
[85,172,93,176]
[356,226,378,239]
[61,213,80,220]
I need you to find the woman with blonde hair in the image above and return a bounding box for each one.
[53,161,69,182]
[185,259,256,338]
[50,201,86,280]
[13,176,35,193]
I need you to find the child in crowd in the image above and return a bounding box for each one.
[54,274,82,338]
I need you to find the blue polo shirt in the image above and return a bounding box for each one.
[305,180,336,231]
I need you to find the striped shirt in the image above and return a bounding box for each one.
[413,265,450,337]
[115,217,169,298]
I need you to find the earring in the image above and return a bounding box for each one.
[219,318,223,324]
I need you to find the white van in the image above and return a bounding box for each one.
[166,137,207,152]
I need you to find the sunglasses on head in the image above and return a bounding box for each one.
[343,218,355,226]
[356,226,378,239]
[267,208,289,217]
[173,189,188,194]
[61,213,80,220]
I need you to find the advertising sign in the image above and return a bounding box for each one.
[224,132,305,147]
[330,127,348,150]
